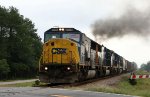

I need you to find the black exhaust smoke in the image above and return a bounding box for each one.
[92,7,150,41]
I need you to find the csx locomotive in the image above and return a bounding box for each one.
[39,27,136,83]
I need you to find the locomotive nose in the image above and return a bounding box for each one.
[42,38,80,65]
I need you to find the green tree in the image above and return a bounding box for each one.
[0,6,42,79]
[10,63,30,78]
[140,62,150,72]
[0,59,10,79]
[145,61,150,72]
[0,6,8,60]
[140,63,146,70]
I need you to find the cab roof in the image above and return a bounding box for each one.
[45,28,81,34]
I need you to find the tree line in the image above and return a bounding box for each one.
[140,61,150,72]
[0,6,42,80]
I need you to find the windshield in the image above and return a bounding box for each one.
[45,34,60,42]
[62,34,80,42]
[44,33,80,43]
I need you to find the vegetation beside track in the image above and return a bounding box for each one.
[0,80,46,87]
[0,77,37,82]
[86,70,150,97]
[0,6,42,80]
[0,81,35,87]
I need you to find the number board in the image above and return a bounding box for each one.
[52,48,67,54]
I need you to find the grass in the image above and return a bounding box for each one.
[86,71,150,97]
[0,81,35,87]
[0,80,47,87]
[0,77,37,82]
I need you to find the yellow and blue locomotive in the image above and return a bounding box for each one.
[39,27,136,83]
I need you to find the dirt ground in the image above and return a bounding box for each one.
[71,74,129,90]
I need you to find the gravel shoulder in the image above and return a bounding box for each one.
[71,73,129,90]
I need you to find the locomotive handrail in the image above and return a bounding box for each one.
[69,51,73,65]
[39,55,43,71]
[68,38,78,43]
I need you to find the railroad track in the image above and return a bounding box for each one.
[48,73,126,88]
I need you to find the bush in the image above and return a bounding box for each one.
[10,63,30,78]
[0,59,10,79]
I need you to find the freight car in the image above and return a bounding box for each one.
[39,27,136,83]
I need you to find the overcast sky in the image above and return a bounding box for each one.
[1,0,150,67]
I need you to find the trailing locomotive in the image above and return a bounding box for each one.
[39,27,136,83]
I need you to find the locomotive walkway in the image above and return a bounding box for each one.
[0,87,139,97]
[0,79,37,85]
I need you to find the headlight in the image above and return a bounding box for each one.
[45,67,48,70]
[59,28,64,31]
[67,67,71,70]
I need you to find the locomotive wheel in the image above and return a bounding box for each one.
[77,69,88,81]
[78,72,84,81]
[96,70,103,77]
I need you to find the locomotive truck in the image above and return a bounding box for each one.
[39,27,136,83]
